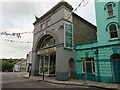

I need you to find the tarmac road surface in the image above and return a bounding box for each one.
[1,72,107,90]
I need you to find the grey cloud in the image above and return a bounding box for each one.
[2,2,43,29]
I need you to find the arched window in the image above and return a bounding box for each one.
[109,24,118,39]
[111,54,120,60]
[107,4,114,17]
[104,2,115,18]
[40,36,55,48]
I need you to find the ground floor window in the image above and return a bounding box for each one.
[39,54,56,75]
[82,57,95,73]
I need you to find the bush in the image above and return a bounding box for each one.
[2,61,14,72]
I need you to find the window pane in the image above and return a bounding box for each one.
[82,58,95,73]
[109,24,118,38]
[107,4,114,16]
[41,36,55,48]
[86,62,92,73]
[108,11,114,16]
[110,32,118,38]
[86,58,92,61]
[112,54,120,60]
[109,24,117,31]
[107,4,113,11]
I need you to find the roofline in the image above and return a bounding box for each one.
[33,1,73,25]
[73,13,97,30]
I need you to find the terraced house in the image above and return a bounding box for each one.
[31,1,96,80]
[75,0,120,83]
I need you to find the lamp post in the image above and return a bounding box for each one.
[84,61,87,85]
[42,60,44,80]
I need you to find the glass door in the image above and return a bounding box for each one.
[39,56,44,74]
[44,55,49,74]
[50,55,56,75]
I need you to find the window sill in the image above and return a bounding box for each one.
[107,16,116,19]
[109,38,120,42]
[81,72,95,75]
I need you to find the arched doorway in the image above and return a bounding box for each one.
[111,53,120,83]
[68,58,75,78]
[36,35,56,76]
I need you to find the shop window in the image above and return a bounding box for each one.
[82,57,95,73]
[109,24,118,39]
[40,36,55,48]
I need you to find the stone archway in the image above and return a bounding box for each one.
[36,35,56,76]
[32,34,57,76]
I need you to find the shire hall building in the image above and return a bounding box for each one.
[31,1,96,81]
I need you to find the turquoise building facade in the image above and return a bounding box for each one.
[75,0,120,83]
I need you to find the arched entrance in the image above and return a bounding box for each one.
[111,53,120,83]
[36,35,56,76]
[68,58,75,78]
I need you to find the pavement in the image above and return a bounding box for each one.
[20,72,120,90]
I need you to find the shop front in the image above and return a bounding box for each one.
[37,35,56,76]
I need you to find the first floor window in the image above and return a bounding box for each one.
[109,24,118,39]
[107,4,114,17]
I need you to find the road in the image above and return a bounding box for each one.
[1,72,107,89]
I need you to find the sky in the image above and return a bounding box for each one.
[0,0,96,59]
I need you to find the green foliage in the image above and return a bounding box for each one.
[1,58,22,72]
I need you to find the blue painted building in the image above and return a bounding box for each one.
[75,0,120,83]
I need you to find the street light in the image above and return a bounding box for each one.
[42,59,44,80]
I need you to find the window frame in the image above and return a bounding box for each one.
[104,2,116,18]
[107,4,114,17]
[108,24,118,39]
[81,57,95,74]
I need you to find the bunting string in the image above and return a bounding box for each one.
[0,31,33,38]
[66,0,91,20]
[1,39,33,44]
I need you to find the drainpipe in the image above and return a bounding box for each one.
[95,48,100,82]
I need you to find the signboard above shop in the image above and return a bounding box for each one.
[64,23,73,49]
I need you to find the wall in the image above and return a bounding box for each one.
[76,42,120,83]
[31,2,76,80]
[73,13,97,44]
[95,0,120,46]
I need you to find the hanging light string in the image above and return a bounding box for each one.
[1,39,33,44]
[67,0,90,20]
[0,31,33,38]
[83,0,90,7]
